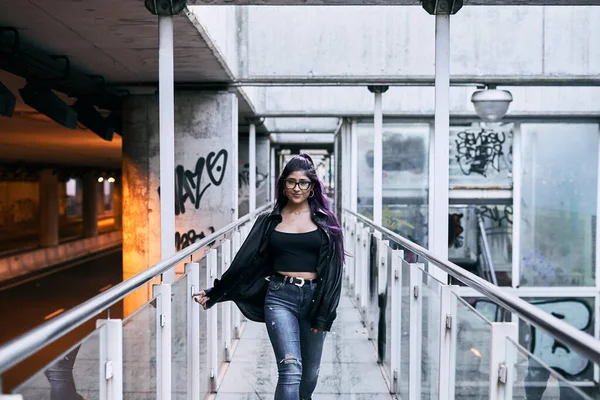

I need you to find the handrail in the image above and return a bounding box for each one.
[0,204,272,375]
[344,208,600,366]
[476,213,498,286]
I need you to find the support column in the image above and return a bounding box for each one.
[249,123,256,213]
[350,119,358,213]
[113,178,123,230]
[368,86,389,226]
[82,173,98,238]
[39,169,59,247]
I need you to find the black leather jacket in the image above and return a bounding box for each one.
[205,205,343,332]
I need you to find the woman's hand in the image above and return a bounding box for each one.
[311,328,321,334]
[192,290,210,310]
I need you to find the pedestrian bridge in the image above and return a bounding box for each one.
[1,205,599,400]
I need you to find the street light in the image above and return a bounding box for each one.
[471,87,513,122]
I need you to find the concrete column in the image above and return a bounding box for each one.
[82,173,98,238]
[256,137,270,208]
[113,179,123,230]
[122,91,238,314]
[39,169,59,247]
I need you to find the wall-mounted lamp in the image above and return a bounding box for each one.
[471,86,513,122]
[98,177,104,183]
[108,177,115,183]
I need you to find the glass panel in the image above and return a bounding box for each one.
[13,328,101,400]
[519,297,595,383]
[421,270,442,399]
[448,204,513,286]
[123,297,158,399]
[520,123,598,287]
[454,294,492,400]
[364,231,379,346]
[356,123,374,217]
[506,338,593,400]
[382,123,430,249]
[399,256,411,399]
[171,274,188,398]
[449,123,514,188]
[383,243,393,385]
[216,247,226,372]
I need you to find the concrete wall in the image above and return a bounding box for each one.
[122,91,238,312]
[0,182,40,237]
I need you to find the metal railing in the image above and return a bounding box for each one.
[343,208,600,400]
[0,204,272,398]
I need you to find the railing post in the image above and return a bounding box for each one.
[97,319,123,400]
[349,218,356,293]
[206,249,218,392]
[153,283,172,400]
[185,262,200,400]
[390,249,404,394]
[232,230,242,339]
[409,263,423,400]
[438,284,458,400]
[221,239,232,361]
[489,322,517,400]
[354,222,363,305]
[360,226,370,322]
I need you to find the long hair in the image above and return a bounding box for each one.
[275,153,345,264]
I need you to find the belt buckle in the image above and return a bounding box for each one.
[294,277,305,287]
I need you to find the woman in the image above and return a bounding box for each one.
[194,153,344,400]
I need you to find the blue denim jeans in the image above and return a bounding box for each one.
[264,277,327,400]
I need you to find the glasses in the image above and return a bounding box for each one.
[285,179,311,191]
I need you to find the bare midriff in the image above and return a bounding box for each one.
[277,271,317,280]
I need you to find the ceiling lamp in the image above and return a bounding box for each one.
[471,86,513,122]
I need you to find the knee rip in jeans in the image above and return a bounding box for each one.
[279,354,301,365]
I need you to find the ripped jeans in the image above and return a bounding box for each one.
[264,277,326,400]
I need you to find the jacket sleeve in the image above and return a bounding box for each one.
[205,213,268,308]
[312,249,343,332]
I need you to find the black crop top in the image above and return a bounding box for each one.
[270,229,322,273]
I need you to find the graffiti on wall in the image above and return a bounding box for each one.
[455,129,506,177]
[175,226,215,251]
[238,163,268,203]
[11,199,36,223]
[478,205,513,226]
[173,149,228,216]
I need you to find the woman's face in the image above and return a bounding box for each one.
[284,170,313,205]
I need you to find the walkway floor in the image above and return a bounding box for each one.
[216,288,395,399]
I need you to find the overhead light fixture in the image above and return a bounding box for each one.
[19,83,78,128]
[471,87,513,123]
[0,81,16,117]
[71,100,114,141]
[108,177,115,183]
[98,177,104,183]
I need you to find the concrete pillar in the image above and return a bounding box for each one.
[113,179,122,230]
[256,137,270,209]
[82,173,98,238]
[122,91,238,314]
[39,169,59,247]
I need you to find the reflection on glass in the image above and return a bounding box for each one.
[506,338,593,400]
[13,329,101,400]
[454,294,491,400]
[519,297,595,383]
[356,124,374,217]
[520,123,598,287]
[449,123,513,188]
[421,271,442,400]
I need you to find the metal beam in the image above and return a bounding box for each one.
[251,111,600,119]
[191,0,599,5]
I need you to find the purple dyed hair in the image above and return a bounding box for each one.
[275,153,345,265]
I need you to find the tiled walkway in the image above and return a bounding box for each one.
[215,289,395,399]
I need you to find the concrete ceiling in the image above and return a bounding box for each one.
[194,0,599,4]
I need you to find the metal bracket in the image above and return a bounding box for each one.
[421,0,463,15]
[145,0,187,16]
[160,314,167,327]
[105,360,113,380]
[498,362,508,384]
[445,314,453,330]
[413,286,419,299]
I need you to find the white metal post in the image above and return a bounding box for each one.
[429,14,450,284]
[390,249,404,394]
[354,222,363,303]
[185,262,201,400]
[438,285,458,400]
[270,145,276,203]
[249,123,257,213]
[373,92,383,226]
[232,230,242,339]
[207,249,218,392]
[221,240,232,361]
[512,123,522,288]
[153,283,172,400]
[360,227,370,320]
[409,264,423,400]
[158,15,176,284]
[489,323,518,400]
[347,218,356,291]
[350,119,358,213]
[97,319,123,400]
